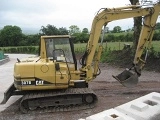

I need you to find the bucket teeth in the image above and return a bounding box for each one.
[113,70,139,87]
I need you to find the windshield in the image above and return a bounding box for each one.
[45,37,74,63]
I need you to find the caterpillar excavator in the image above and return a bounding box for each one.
[1,2,160,113]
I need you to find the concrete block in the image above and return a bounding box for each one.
[115,92,160,120]
[152,95,160,101]
[130,101,149,112]
[79,92,160,120]
[84,109,135,120]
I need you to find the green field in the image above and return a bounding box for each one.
[0,41,160,54]
[74,41,160,52]
[74,42,132,51]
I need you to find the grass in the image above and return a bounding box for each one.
[103,42,132,50]
[0,41,160,54]
[74,42,132,51]
[151,41,160,51]
[74,41,160,52]
[106,31,133,36]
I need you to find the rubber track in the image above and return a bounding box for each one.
[19,88,98,113]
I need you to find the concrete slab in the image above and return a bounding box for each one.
[84,109,136,120]
[0,54,35,112]
[115,92,160,120]
[79,92,160,120]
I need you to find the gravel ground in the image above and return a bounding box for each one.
[0,55,160,120]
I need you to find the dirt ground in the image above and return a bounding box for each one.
[0,63,160,120]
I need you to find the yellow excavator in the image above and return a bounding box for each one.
[1,2,160,113]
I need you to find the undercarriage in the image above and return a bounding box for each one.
[1,83,98,113]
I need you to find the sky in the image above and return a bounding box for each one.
[0,0,159,33]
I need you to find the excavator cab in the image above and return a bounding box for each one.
[113,69,139,87]
[44,36,76,63]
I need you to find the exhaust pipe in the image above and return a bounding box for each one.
[112,69,139,87]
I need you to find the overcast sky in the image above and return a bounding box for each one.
[0,0,159,33]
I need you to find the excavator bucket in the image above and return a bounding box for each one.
[112,70,139,87]
[1,83,16,104]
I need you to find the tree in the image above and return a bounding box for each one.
[155,22,160,29]
[24,34,40,46]
[129,0,142,49]
[69,25,81,35]
[40,25,68,35]
[105,27,110,33]
[82,28,89,34]
[40,24,60,35]
[58,27,68,35]
[112,26,122,33]
[126,28,133,32]
[0,25,23,47]
[73,32,89,43]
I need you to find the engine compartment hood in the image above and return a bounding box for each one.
[18,56,40,63]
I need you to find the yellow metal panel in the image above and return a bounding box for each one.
[14,62,35,78]
[55,71,68,85]
[35,60,55,84]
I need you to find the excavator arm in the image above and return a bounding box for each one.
[134,4,160,73]
[80,2,160,83]
[113,3,160,87]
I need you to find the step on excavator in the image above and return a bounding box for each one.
[1,1,160,113]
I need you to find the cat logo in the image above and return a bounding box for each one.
[36,80,44,85]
